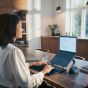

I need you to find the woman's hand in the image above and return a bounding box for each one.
[29,61,53,75]
[35,61,47,66]
[29,61,47,67]
[41,65,54,75]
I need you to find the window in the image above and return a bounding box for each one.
[27,0,41,39]
[66,0,88,38]
[86,10,88,37]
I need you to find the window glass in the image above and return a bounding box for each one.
[27,0,41,39]
[86,10,88,37]
[71,10,82,37]
[66,0,88,38]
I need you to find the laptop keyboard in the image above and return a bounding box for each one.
[50,51,76,67]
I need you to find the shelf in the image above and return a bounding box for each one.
[22,33,27,35]
[16,45,28,47]
[14,10,28,46]
[22,21,26,23]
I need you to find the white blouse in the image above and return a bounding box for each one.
[0,43,44,88]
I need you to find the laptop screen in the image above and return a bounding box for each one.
[60,36,77,53]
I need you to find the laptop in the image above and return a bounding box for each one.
[30,36,77,75]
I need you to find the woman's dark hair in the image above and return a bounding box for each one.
[0,13,20,48]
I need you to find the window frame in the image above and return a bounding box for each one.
[66,0,88,38]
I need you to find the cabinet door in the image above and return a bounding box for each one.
[41,37,59,53]
[77,39,88,60]
[48,37,59,53]
[41,37,49,49]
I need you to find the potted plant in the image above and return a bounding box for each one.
[48,24,57,36]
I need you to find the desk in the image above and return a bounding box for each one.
[19,46,88,88]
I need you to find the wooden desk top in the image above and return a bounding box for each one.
[19,46,88,88]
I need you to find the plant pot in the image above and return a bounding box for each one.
[51,31,55,36]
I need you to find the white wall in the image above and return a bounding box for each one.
[28,0,54,48]
[28,0,66,49]
[41,0,54,36]
[53,0,66,35]
[28,37,41,49]
[41,0,66,36]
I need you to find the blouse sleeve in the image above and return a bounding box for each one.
[8,47,44,88]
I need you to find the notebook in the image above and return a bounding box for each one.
[30,36,77,75]
[80,65,88,73]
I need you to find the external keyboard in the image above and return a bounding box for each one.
[30,65,65,75]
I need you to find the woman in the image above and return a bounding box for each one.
[0,13,53,88]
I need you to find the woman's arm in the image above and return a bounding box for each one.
[9,47,44,88]
[29,61,47,67]
[29,61,53,75]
